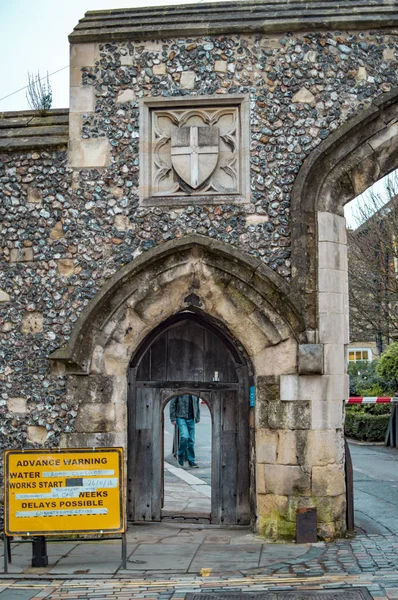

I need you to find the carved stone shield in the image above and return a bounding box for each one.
[171,126,219,189]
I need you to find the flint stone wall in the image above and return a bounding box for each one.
[1,21,398,538]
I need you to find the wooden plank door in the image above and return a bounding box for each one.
[128,386,162,522]
[211,389,250,525]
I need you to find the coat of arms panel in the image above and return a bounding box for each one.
[140,96,249,205]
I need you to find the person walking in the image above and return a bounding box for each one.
[170,394,200,468]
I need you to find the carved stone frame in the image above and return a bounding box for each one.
[139,94,250,207]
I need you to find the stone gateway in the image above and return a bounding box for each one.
[1,0,398,540]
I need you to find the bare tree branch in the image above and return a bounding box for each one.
[26,71,52,111]
[348,172,398,353]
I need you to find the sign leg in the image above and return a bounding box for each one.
[3,536,8,574]
[32,536,48,567]
[121,532,127,570]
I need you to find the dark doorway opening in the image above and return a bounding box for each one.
[127,311,251,525]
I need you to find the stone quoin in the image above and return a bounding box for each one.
[1,0,398,539]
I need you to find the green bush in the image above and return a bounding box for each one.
[348,360,395,397]
[376,342,398,393]
[344,410,391,442]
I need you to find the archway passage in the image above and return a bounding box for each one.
[162,395,212,519]
[127,312,251,526]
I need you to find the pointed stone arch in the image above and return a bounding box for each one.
[291,88,398,330]
[51,234,304,376]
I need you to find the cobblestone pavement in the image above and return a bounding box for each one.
[3,533,398,599]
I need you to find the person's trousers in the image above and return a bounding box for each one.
[176,418,195,464]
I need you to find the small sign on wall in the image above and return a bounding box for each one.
[250,385,256,407]
[4,447,125,536]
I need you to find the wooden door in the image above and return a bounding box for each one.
[128,315,251,526]
[128,386,162,521]
[211,389,250,525]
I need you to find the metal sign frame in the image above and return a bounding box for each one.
[4,447,125,537]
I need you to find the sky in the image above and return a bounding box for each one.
[0,0,221,112]
[0,0,395,226]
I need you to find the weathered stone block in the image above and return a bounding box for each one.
[27,187,42,205]
[383,47,396,61]
[70,67,83,87]
[257,493,291,537]
[7,397,27,413]
[114,215,133,230]
[311,399,344,429]
[298,344,323,375]
[319,241,347,271]
[153,63,166,75]
[10,248,33,262]
[318,292,346,314]
[68,138,111,168]
[110,376,127,404]
[355,66,367,82]
[315,494,346,523]
[69,114,81,140]
[180,71,196,89]
[277,430,307,465]
[317,519,345,540]
[21,312,43,334]
[60,432,127,449]
[262,464,311,495]
[0,289,10,302]
[317,212,347,244]
[74,403,116,433]
[305,429,344,466]
[257,493,289,520]
[325,373,349,400]
[103,339,140,376]
[117,89,136,103]
[57,259,75,277]
[312,464,345,496]
[283,401,311,430]
[214,60,228,73]
[253,338,297,377]
[245,214,269,225]
[292,87,315,106]
[319,312,349,344]
[256,429,278,464]
[113,403,127,432]
[70,43,96,67]
[27,426,47,444]
[369,121,398,152]
[120,53,136,66]
[65,374,114,404]
[318,268,348,294]
[70,86,95,113]
[324,344,346,375]
[280,374,325,401]
[50,221,64,240]
[256,376,280,428]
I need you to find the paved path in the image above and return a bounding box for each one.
[350,443,398,535]
[2,442,398,598]
[3,534,398,599]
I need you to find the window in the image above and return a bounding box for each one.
[348,348,372,362]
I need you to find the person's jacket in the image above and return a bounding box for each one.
[169,394,200,423]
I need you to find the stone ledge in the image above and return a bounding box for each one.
[0,109,69,151]
[69,1,398,43]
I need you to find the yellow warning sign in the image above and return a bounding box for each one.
[4,448,125,536]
